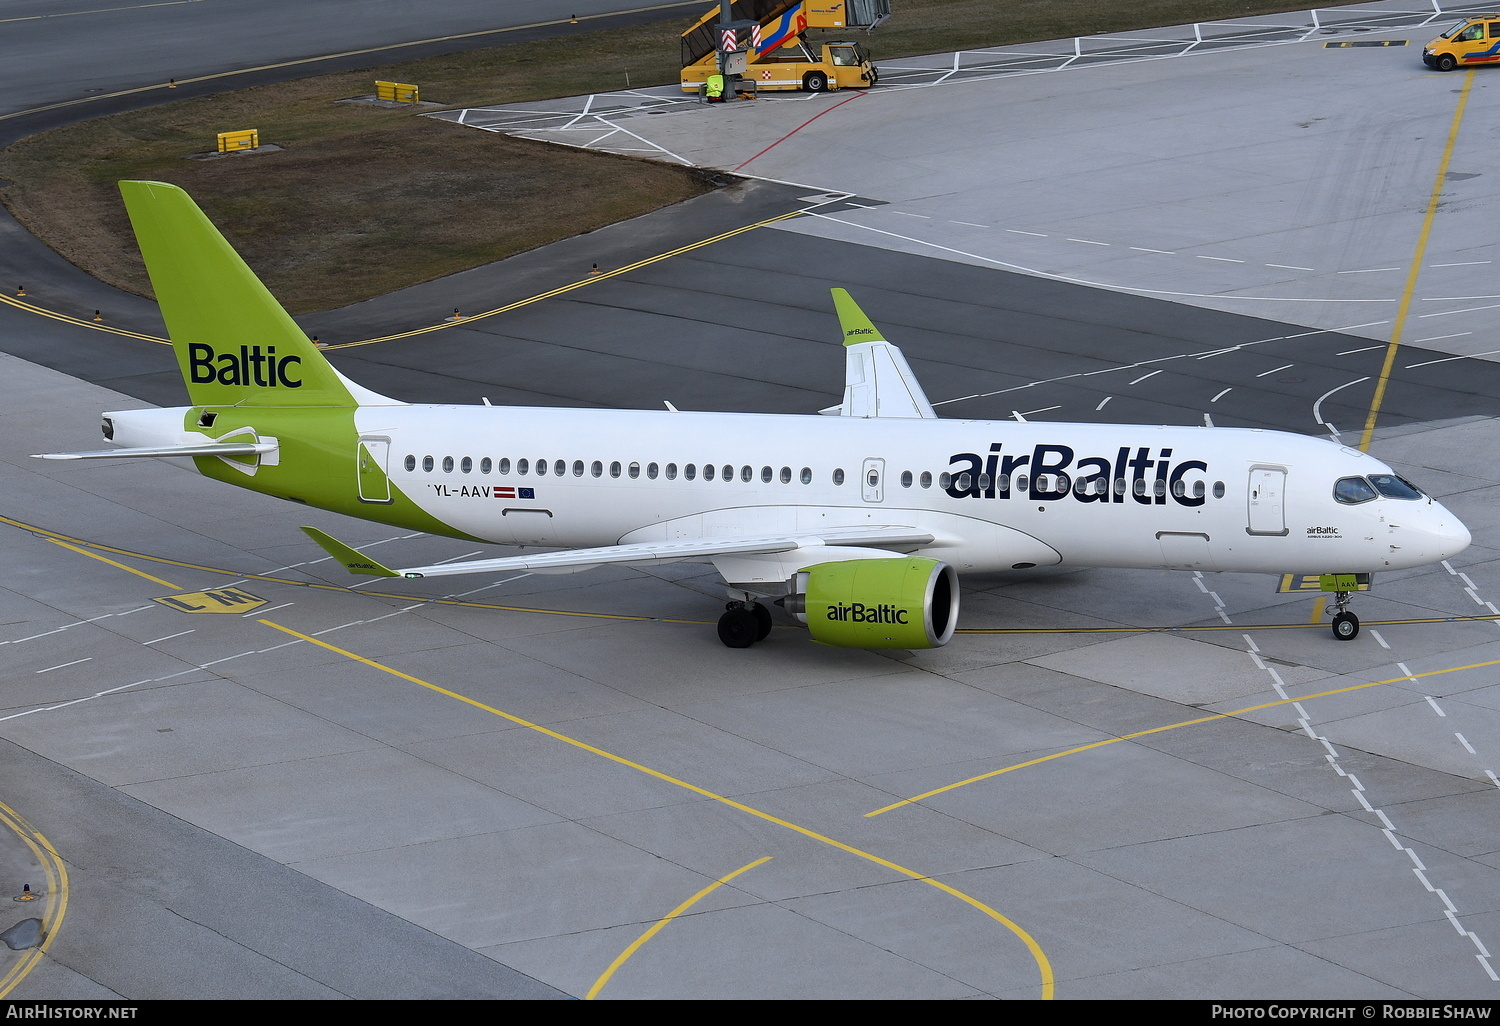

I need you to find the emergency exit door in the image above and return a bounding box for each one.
[1247,467,1287,535]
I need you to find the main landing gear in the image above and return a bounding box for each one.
[718,600,773,648]
[1330,589,1359,642]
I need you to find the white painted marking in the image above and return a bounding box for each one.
[1473,934,1494,958]
[256,641,300,654]
[1414,867,1435,891]
[1437,889,1458,913]
[1479,955,1499,981]
[1457,733,1477,755]
[1336,344,1385,356]
[1019,406,1061,417]
[1407,349,1500,369]
[1130,247,1175,254]
[1368,629,1389,649]
[251,602,295,617]
[1375,809,1395,830]
[1487,770,1500,787]
[116,606,154,616]
[1419,302,1500,318]
[1129,370,1161,385]
[1465,587,1483,605]
[1256,364,1294,378]
[1006,229,1047,237]
[142,630,195,646]
[1313,377,1371,426]
[1381,828,1401,849]
[1352,789,1373,812]
[1094,397,1111,411]
[1249,652,1266,670]
[1347,773,1365,792]
[313,621,363,636]
[1459,572,1476,589]
[1442,560,1458,575]
[892,211,931,219]
[1445,910,1467,935]
[36,658,92,674]
[201,652,254,667]
[1266,263,1315,271]
[951,220,988,227]
[1208,591,1224,606]
[1427,696,1447,717]
[1242,634,1259,653]
[1413,332,1473,344]
[1197,255,1245,263]
[1067,238,1109,246]
[1337,267,1399,274]
[1210,388,1231,403]
[1431,261,1491,267]
[1406,848,1427,870]
[1398,662,1417,681]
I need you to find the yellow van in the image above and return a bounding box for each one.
[1423,14,1500,71]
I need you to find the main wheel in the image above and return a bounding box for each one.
[1331,611,1360,641]
[718,607,759,648]
[804,71,828,92]
[752,603,773,641]
[1437,54,1457,71]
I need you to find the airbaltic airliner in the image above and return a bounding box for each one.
[38,182,1472,649]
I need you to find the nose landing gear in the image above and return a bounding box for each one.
[1330,589,1359,641]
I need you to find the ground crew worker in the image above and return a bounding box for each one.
[706,73,725,102]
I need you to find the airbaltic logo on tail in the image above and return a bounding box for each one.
[189,343,302,388]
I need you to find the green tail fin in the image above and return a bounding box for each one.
[831,288,889,346]
[119,180,354,408]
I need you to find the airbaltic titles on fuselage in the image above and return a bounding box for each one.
[946,443,1209,506]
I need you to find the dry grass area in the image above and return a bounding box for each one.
[0,1,1358,312]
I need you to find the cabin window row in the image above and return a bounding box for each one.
[945,471,1225,499]
[404,455,832,485]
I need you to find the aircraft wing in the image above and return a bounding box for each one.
[302,525,935,579]
[822,288,938,420]
[33,442,277,461]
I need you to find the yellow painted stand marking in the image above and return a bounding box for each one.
[0,801,69,998]
[259,619,1056,999]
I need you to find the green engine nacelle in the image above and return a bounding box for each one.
[788,557,960,649]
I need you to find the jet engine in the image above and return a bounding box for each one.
[782,557,959,648]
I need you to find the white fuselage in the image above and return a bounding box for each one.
[352,404,1471,581]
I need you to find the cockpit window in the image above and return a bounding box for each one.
[1368,474,1424,500]
[1334,477,1378,504]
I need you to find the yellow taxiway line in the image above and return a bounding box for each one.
[0,800,69,998]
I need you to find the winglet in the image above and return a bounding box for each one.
[832,288,887,346]
[300,526,402,577]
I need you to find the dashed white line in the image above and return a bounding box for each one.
[951,220,988,227]
[1197,255,1245,263]
[1336,344,1385,356]
[1338,267,1400,274]
[1266,263,1315,271]
[1256,364,1294,378]
[1210,388,1232,403]
[1006,228,1047,237]
[1427,696,1447,717]
[36,657,92,674]
[1129,370,1162,385]
[142,630,195,646]
[1130,247,1175,254]
[1407,349,1500,369]
[1067,238,1109,246]
[1094,397,1111,411]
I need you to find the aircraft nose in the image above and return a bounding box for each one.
[1430,505,1471,559]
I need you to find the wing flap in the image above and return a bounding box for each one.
[302,526,936,580]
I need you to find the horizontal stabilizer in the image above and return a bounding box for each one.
[33,442,277,461]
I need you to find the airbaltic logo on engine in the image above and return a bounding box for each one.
[189,343,302,388]
[826,601,910,624]
[947,443,1208,507]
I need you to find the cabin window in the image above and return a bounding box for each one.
[939,472,952,489]
[901,471,913,488]
[591,461,603,478]
[704,463,716,481]
[723,464,734,482]
[442,456,454,473]
[1153,479,1166,497]
[1015,474,1029,493]
[517,458,528,475]
[1213,481,1225,498]
[780,466,792,484]
[1368,474,1423,500]
[630,462,641,480]
[977,473,991,491]
[800,467,812,485]
[404,455,416,472]
[554,459,566,477]
[1113,478,1126,496]
[666,463,678,480]
[741,465,753,483]
[461,457,472,474]
[1132,478,1146,497]
[572,460,584,477]
[832,468,846,486]
[1193,481,1205,499]
[535,459,547,476]
[761,466,773,483]
[685,463,697,480]
[480,457,492,474]
[1334,476,1379,504]
[648,463,659,480]
[610,461,622,478]
[423,456,434,472]
[920,471,932,489]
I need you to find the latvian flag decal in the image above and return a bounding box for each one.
[494,487,535,499]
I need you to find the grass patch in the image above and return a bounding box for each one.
[0,1,1359,313]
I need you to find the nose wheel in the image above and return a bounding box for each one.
[1330,590,1359,641]
[718,601,774,648]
